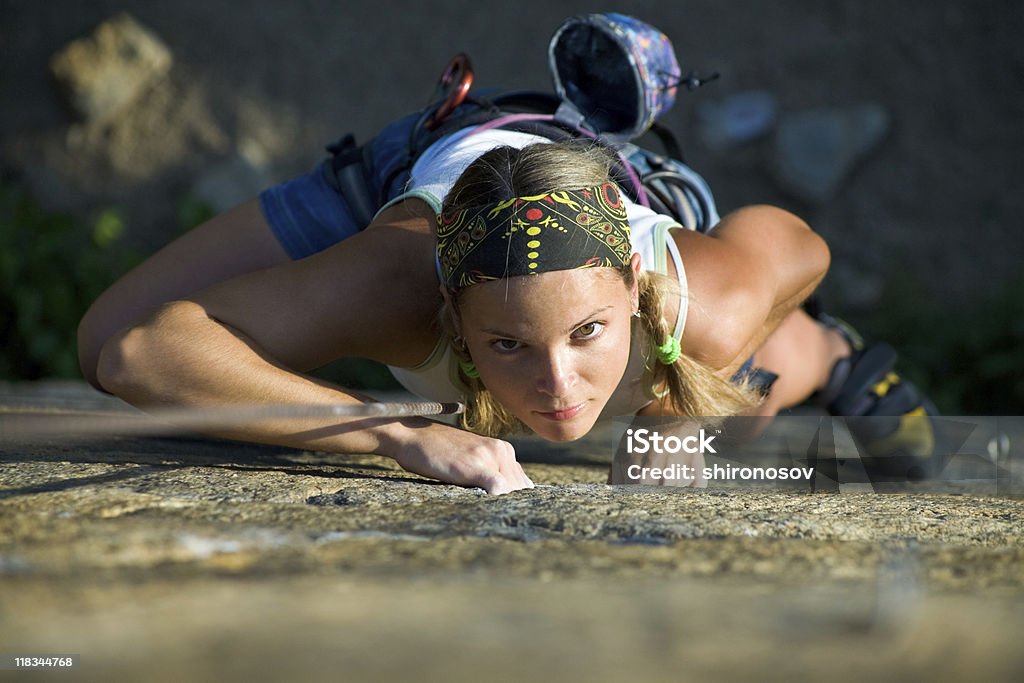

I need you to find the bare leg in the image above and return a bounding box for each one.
[78,198,290,389]
[747,308,852,418]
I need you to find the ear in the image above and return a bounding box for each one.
[439,284,462,337]
[629,252,642,311]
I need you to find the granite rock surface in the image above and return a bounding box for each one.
[1,382,1022,681]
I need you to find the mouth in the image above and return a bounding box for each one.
[535,402,586,422]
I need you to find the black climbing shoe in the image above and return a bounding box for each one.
[810,314,946,481]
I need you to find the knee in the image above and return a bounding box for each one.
[91,307,176,398]
[78,293,150,393]
[92,301,205,400]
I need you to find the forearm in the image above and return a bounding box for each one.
[95,300,439,458]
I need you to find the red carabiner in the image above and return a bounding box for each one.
[425,53,473,130]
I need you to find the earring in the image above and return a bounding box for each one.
[633,310,642,318]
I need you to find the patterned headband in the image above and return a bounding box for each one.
[436,182,632,290]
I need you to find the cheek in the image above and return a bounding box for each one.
[576,328,633,387]
[476,358,520,387]
[467,348,523,390]
[597,334,633,383]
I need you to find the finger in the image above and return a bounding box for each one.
[500,443,535,489]
[480,463,532,495]
[503,465,535,492]
[485,475,529,495]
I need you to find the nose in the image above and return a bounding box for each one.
[534,347,579,397]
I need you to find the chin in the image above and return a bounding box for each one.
[528,416,598,443]
[536,428,587,443]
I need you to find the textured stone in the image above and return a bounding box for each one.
[49,13,173,123]
[2,381,1023,680]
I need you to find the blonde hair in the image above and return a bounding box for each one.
[439,142,761,437]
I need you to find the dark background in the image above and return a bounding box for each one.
[2,0,1022,411]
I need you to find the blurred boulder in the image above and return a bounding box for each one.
[771,103,889,203]
[49,13,173,125]
[192,139,276,213]
[696,90,779,150]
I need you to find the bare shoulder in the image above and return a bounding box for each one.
[669,206,816,372]
[188,198,443,371]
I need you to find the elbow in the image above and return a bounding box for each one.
[78,301,115,392]
[94,324,146,398]
[77,313,105,393]
[93,301,200,400]
[764,205,830,281]
[788,209,831,284]
[807,225,831,284]
[768,207,831,293]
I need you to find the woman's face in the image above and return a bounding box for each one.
[457,256,641,441]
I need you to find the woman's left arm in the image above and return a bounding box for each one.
[671,205,830,376]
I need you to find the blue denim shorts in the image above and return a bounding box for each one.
[259,112,422,260]
[732,356,777,395]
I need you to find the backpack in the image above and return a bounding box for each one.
[324,13,722,234]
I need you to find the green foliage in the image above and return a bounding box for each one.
[859,276,1024,415]
[0,184,401,389]
[176,193,217,236]
[0,183,141,380]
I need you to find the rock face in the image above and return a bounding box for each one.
[49,14,173,124]
[2,381,1023,681]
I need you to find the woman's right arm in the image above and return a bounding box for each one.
[95,203,533,494]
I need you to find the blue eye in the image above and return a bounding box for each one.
[574,322,604,339]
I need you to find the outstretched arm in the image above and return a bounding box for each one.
[78,199,291,390]
[95,201,533,494]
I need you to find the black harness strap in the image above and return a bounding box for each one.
[324,134,378,229]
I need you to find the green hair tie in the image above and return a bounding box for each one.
[459,359,480,379]
[655,336,681,365]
